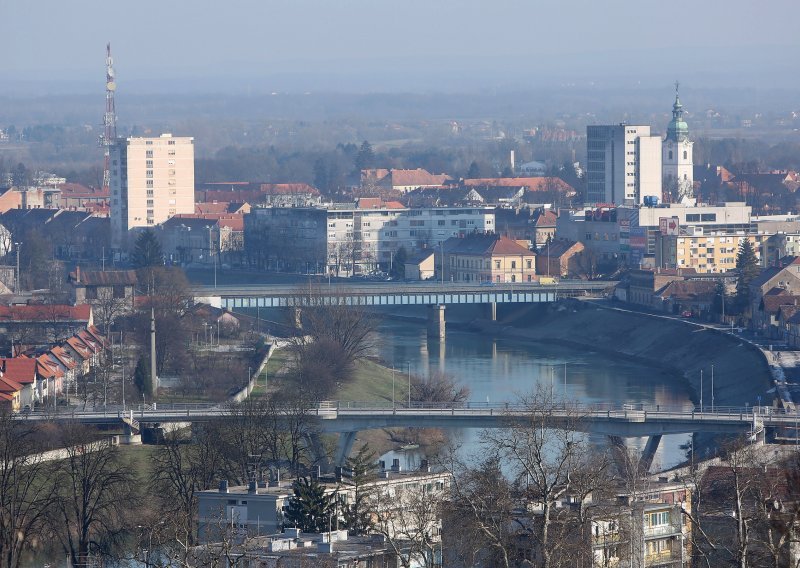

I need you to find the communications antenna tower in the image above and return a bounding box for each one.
[100,43,117,191]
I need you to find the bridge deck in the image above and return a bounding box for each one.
[193,281,614,309]
[14,401,788,438]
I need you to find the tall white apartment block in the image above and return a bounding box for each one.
[662,89,694,201]
[586,124,662,206]
[110,133,195,249]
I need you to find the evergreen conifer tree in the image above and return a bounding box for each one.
[284,476,336,533]
[342,444,377,535]
[735,239,759,312]
[131,229,164,269]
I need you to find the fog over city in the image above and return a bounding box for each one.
[2,0,798,94]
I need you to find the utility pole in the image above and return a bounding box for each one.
[14,242,20,293]
[150,308,157,397]
[711,364,714,411]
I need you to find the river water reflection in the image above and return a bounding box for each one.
[372,319,695,471]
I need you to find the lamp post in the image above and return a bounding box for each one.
[711,364,715,412]
[392,366,395,407]
[407,362,412,408]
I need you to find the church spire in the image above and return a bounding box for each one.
[666,81,688,142]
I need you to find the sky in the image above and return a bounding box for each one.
[2,0,799,93]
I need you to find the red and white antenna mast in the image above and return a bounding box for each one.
[100,43,117,191]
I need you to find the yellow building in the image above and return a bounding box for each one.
[110,133,195,249]
[656,230,766,274]
[445,234,536,283]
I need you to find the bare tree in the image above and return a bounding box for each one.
[150,426,226,562]
[374,476,447,568]
[0,414,57,568]
[480,385,589,568]
[50,425,138,565]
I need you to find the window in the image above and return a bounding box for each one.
[168,140,175,145]
[494,260,501,269]
[511,261,517,269]
[146,160,153,167]
[683,150,688,160]
[146,170,153,178]
[668,150,673,160]
[526,259,532,269]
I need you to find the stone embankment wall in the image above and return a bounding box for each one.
[486,301,771,408]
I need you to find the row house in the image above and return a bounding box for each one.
[6,324,108,407]
[0,376,23,412]
[0,358,41,409]
[0,304,92,353]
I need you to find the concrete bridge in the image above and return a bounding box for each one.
[194,280,615,337]
[17,401,788,468]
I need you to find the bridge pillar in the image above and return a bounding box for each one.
[609,434,663,476]
[291,307,302,330]
[427,304,446,339]
[484,301,497,321]
[334,431,358,467]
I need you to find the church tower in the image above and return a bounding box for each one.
[662,83,694,201]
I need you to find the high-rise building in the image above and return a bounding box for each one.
[662,87,694,201]
[110,133,195,249]
[586,124,662,206]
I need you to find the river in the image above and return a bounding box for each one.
[372,318,695,471]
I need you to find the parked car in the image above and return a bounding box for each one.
[681,310,693,318]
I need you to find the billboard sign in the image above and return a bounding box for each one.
[659,216,680,236]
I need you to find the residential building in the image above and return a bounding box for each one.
[198,467,451,545]
[110,133,195,250]
[662,90,694,201]
[404,250,436,281]
[0,304,93,352]
[0,377,22,411]
[69,269,137,309]
[585,124,662,206]
[244,205,494,276]
[535,239,586,278]
[0,358,41,408]
[655,230,766,273]
[653,279,718,316]
[193,530,400,568]
[196,183,321,208]
[627,201,752,264]
[556,206,625,268]
[749,257,800,333]
[361,168,451,193]
[445,234,536,283]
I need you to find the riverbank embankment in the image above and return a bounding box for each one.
[480,300,771,409]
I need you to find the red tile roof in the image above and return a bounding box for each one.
[0,358,38,385]
[535,210,558,227]
[464,177,574,192]
[0,304,91,323]
[450,234,535,256]
[69,269,137,287]
[388,169,450,188]
[65,337,91,360]
[0,377,23,394]
[50,346,78,370]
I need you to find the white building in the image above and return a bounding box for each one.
[662,88,694,201]
[586,124,662,206]
[110,133,195,250]
[244,205,495,275]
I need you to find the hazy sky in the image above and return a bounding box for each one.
[2,0,798,92]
